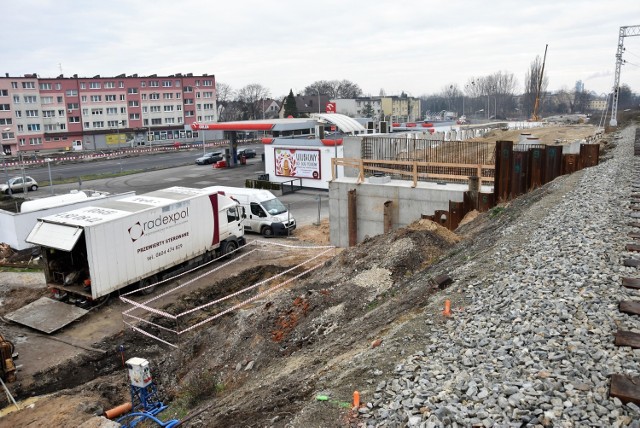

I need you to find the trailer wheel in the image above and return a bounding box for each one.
[138,275,158,295]
[261,226,274,237]
[222,240,238,259]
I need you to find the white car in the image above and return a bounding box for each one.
[1,176,39,194]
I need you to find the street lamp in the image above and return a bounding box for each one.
[317,89,321,114]
[1,152,9,194]
[45,158,53,195]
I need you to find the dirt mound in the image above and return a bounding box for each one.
[292,219,330,245]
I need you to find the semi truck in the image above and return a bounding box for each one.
[25,186,246,304]
[206,186,295,237]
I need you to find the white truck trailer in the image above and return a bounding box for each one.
[25,186,245,304]
[207,186,296,237]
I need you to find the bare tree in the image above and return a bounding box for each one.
[215,82,234,105]
[236,83,271,120]
[304,79,362,98]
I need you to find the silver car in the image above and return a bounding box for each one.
[1,176,39,194]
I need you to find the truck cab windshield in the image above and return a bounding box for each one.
[262,198,287,215]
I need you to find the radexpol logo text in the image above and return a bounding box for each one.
[128,206,189,241]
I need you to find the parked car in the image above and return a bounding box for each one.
[238,148,257,159]
[1,176,39,194]
[195,152,223,165]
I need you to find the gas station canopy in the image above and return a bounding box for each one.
[190,114,366,134]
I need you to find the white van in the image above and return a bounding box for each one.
[208,186,296,237]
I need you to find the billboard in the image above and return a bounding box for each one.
[274,148,321,179]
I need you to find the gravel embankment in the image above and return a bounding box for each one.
[365,126,640,427]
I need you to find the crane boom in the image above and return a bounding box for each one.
[532,44,548,122]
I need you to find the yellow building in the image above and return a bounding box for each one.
[379,96,421,123]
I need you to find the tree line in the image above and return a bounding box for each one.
[216,57,639,121]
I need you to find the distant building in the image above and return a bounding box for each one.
[260,99,282,119]
[278,94,331,118]
[333,96,421,123]
[0,72,217,155]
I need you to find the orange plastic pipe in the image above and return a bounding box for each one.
[105,402,132,419]
[353,390,360,408]
[443,300,451,317]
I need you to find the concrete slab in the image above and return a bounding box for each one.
[5,297,88,334]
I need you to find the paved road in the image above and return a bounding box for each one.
[7,147,330,229]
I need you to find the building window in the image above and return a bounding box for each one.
[82,108,89,115]
[184,86,193,93]
[163,105,174,112]
[11,82,18,89]
[1,131,14,139]
[81,96,87,102]
[26,110,39,117]
[151,118,162,125]
[92,121,104,128]
[176,105,182,111]
[90,82,101,89]
[13,95,20,103]
[107,120,119,127]
[140,81,146,88]
[203,103,214,110]
[55,83,61,90]
[120,107,127,114]
[84,122,90,128]
[203,80,213,86]
[58,109,64,116]
[22,82,35,89]
[119,81,124,88]
[0,89,7,96]
[163,93,173,99]
[66,89,78,96]
[164,117,175,124]
[150,105,161,112]
[195,80,200,87]
[184,99,194,105]
[162,80,172,87]
[176,93,181,99]
[59,123,66,130]
[67,103,79,110]
[104,81,115,89]
[17,125,23,131]
[15,111,22,117]
[43,110,55,117]
[29,137,42,145]
[80,82,86,89]
[42,96,54,104]
[141,94,147,100]
[150,81,159,87]
[120,94,126,101]
[150,93,160,100]
[129,113,140,120]
[105,94,116,101]
[0,118,12,125]
[69,116,80,123]
[202,92,213,98]
[44,124,56,131]
[185,111,194,117]
[128,100,139,107]
[175,80,181,87]
[40,83,52,90]
[91,108,103,115]
[57,96,63,103]
[90,95,102,102]
[27,124,41,131]
[106,107,118,115]
[128,88,138,94]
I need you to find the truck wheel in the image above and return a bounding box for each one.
[138,275,158,295]
[223,240,238,259]
[261,226,274,237]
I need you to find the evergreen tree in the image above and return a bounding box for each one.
[284,89,298,118]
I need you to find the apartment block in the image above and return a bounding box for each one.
[0,72,217,156]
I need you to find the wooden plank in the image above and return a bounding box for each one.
[623,259,640,267]
[620,300,640,315]
[626,244,640,252]
[610,374,640,405]
[622,277,640,289]
[615,331,640,348]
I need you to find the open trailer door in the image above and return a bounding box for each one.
[5,221,89,334]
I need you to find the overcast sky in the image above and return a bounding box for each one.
[2,0,639,99]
